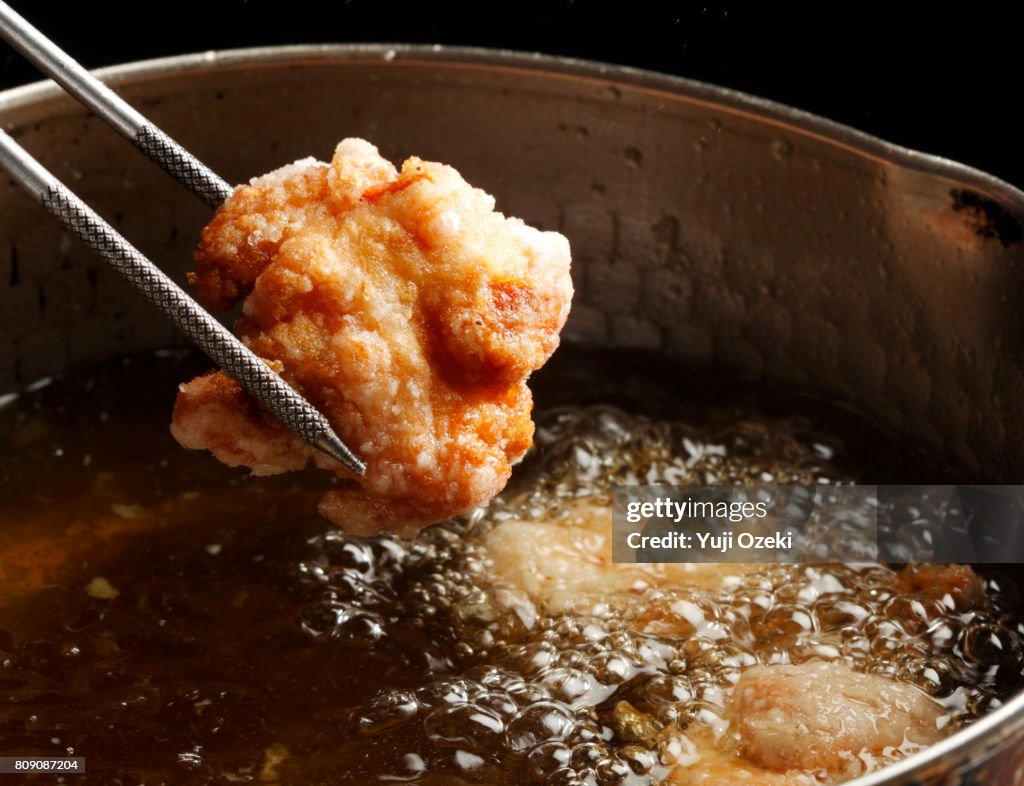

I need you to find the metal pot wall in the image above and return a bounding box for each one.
[1,46,1022,785]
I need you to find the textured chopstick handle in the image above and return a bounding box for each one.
[0,2,232,208]
[42,185,365,474]
[133,124,232,209]
[0,130,365,475]
[0,5,364,473]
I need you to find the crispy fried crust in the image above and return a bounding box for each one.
[730,661,942,776]
[172,139,572,537]
[895,563,986,610]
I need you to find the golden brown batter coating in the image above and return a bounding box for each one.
[729,661,942,777]
[171,139,572,537]
[895,563,985,610]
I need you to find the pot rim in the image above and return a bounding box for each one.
[1,43,1022,783]
[2,43,1023,211]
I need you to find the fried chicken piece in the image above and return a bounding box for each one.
[171,139,573,537]
[728,661,943,778]
[480,501,957,784]
[484,500,761,615]
[666,728,817,785]
[895,563,985,611]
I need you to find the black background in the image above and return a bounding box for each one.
[1,2,1021,187]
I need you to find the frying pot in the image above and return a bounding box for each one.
[1,46,1022,785]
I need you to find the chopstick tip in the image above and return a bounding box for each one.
[315,429,367,476]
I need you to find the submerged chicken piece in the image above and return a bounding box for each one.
[666,728,817,786]
[482,499,969,784]
[728,661,943,778]
[171,139,573,537]
[669,662,943,786]
[484,501,761,614]
[895,563,985,611]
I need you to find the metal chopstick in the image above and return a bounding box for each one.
[0,4,365,474]
[0,1,231,208]
[0,130,365,476]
